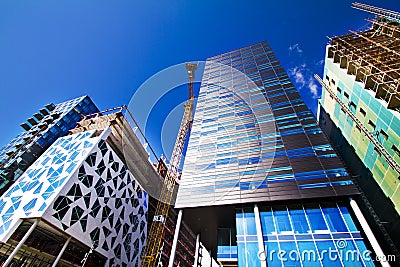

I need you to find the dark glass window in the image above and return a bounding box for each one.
[217,228,230,246]
[244,211,257,235]
[304,205,328,232]
[359,107,366,116]
[273,208,292,233]
[260,208,276,235]
[368,120,376,130]
[289,208,310,234]
[392,145,400,157]
[339,206,358,232]
[321,205,347,232]
[380,130,388,140]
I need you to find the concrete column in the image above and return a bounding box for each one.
[51,236,71,267]
[168,209,183,267]
[193,234,200,267]
[254,204,267,267]
[3,219,40,267]
[349,198,390,267]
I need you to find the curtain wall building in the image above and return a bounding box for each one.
[318,3,400,262]
[173,41,386,267]
[0,96,99,196]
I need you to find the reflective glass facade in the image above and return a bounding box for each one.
[236,203,374,267]
[0,96,99,194]
[176,41,358,208]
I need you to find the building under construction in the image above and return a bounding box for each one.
[0,60,205,266]
[70,107,198,267]
[318,2,400,260]
[0,105,149,266]
[0,101,198,266]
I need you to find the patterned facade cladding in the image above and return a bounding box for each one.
[176,41,358,208]
[0,96,96,163]
[320,54,400,214]
[0,96,99,194]
[0,129,148,266]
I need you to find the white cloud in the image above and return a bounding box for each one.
[288,44,321,99]
[289,67,306,87]
[316,59,324,66]
[289,43,303,54]
[308,78,319,99]
[288,65,320,99]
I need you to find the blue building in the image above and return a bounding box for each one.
[0,96,99,195]
[173,41,387,266]
[0,129,148,266]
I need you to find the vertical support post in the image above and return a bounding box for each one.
[254,204,267,267]
[51,236,71,267]
[316,101,321,123]
[3,219,39,267]
[349,198,390,267]
[168,209,183,267]
[193,234,200,267]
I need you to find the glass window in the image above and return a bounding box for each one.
[316,240,340,267]
[355,240,374,267]
[217,228,231,258]
[236,211,245,235]
[289,208,310,234]
[244,211,257,235]
[66,162,77,174]
[246,242,261,267]
[304,205,328,233]
[273,208,292,234]
[260,208,276,235]
[266,242,281,267]
[392,145,400,157]
[338,239,363,266]
[280,241,301,266]
[339,206,358,232]
[218,228,230,246]
[322,205,348,232]
[297,241,321,267]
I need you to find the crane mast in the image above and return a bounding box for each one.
[169,63,197,175]
[140,63,197,267]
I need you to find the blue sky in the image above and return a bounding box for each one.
[0,0,399,159]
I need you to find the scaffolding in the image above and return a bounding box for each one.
[352,2,400,22]
[327,4,400,112]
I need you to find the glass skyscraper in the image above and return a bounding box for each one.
[177,42,358,208]
[0,96,99,195]
[174,41,384,266]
